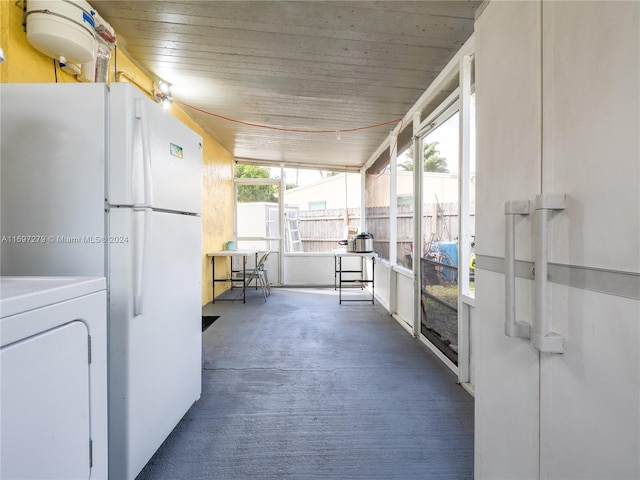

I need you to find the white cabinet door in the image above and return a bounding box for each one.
[1,322,91,480]
[474,2,542,478]
[475,2,640,479]
[540,3,640,478]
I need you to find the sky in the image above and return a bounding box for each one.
[421,96,476,175]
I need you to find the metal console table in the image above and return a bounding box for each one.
[334,251,377,304]
[207,249,259,303]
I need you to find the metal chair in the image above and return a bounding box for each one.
[233,251,270,302]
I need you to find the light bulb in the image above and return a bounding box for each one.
[158,81,171,94]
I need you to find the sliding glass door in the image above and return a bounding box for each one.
[419,111,461,364]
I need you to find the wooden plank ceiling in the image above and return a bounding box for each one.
[93,1,480,170]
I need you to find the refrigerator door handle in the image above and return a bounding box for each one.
[532,193,566,353]
[134,208,153,316]
[134,99,154,207]
[504,200,532,338]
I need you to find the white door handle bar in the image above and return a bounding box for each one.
[504,200,532,338]
[532,194,566,353]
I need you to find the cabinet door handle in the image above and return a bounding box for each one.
[532,194,566,353]
[504,200,532,338]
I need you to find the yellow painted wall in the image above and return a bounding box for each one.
[0,0,234,305]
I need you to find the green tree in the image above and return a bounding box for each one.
[235,164,277,202]
[399,141,449,173]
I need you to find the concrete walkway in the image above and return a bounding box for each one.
[136,288,474,479]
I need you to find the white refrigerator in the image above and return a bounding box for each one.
[474,2,639,479]
[1,82,203,480]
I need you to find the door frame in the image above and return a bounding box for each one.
[233,176,284,285]
[411,51,476,389]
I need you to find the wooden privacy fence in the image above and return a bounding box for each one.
[297,208,361,252]
[298,203,473,256]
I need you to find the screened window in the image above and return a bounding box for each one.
[283,169,360,253]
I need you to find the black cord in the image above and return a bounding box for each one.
[53,59,58,82]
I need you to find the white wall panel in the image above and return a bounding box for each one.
[283,254,336,286]
[394,269,414,328]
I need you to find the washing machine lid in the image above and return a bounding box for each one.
[0,277,106,318]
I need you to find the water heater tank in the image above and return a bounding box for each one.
[26,0,97,64]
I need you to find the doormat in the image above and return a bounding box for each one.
[202,316,219,332]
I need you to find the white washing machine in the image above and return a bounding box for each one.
[1,276,108,480]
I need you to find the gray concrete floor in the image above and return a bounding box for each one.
[136,287,474,479]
